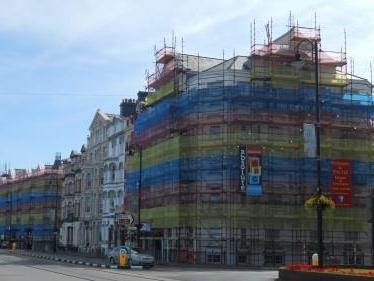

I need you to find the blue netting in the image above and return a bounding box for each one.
[127,156,374,192]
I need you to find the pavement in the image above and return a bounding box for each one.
[0,250,278,281]
[10,249,116,269]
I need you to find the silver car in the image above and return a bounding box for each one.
[107,246,155,268]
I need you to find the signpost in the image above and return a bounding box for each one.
[117,214,134,226]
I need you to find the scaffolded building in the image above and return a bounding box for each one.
[125,25,374,266]
[0,162,63,251]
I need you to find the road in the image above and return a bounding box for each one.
[0,251,277,281]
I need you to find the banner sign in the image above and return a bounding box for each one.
[239,146,262,196]
[247,147,263,197]
[239,146,247,192]
[331,160,352,208]
[304,123,316,158]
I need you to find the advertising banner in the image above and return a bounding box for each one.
[246,147,263,197]
[239,145,247,192]
[239,146,263,196]
[331,160,352,208]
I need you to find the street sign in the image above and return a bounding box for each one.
[117,214,134,226]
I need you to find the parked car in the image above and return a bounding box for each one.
[107,246,155,268]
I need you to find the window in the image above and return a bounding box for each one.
[344,231,359,241]
[265,229,280,240]
[74,202,80,217]
[207,254,221,263]
[86,174,92,189]
[238,255,247,264]
[111,164,116,182]
[309,230,317,241]
[75,179,81,193]
[241,228,246,239]
[99,168,104,185]
[85,197,91,212]
[264,253,284,265]
[240,228,247,248]
[68,182,73,195]
[99,200,103,214]
[109,191,115,211]
[294,230,305,241]
[67,202,73,219]
[209,125,222,135]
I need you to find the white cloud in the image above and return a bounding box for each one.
[0,0,372,78]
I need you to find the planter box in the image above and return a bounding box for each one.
[279,269,374,281]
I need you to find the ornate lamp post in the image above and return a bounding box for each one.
[296,38,334,267]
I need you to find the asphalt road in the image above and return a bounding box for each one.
[0,252,277,281]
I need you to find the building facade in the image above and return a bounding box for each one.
[0,158,63,251]
[100,99,135,254]
[79,110,112,255]
[79,104,136,255]
[59,149,84,251]
[125,25,374,266]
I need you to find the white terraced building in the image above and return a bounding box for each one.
[100,100,134,254]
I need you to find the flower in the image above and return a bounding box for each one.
[305,194,335,209]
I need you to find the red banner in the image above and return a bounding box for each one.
[331,160,352,208]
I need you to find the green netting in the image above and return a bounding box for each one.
[129,133,374,171]
[140,204,369,231]
[145,81,175,107]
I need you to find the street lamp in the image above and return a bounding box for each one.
[8,190,12,244]
[128,145,143,247]
[370,187,374,266]
[295,38,324,267]
[53,174,59,253]
[136,146,143,247]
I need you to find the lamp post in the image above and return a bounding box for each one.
[136,146,143,247]
[370,187,374,266]
[296,39,324,267]
[9,190,12,244]
[53,174,59,253]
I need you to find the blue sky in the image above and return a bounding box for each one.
[0,0,373,170]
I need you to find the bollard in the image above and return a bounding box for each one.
[119,253,128,267]
[312,253,319,266]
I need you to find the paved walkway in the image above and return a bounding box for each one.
[7,249,115,269]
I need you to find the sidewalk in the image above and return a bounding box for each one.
[3,249,279,271]
[7,249,119,269]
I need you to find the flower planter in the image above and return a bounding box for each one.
[279,267,374,281]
